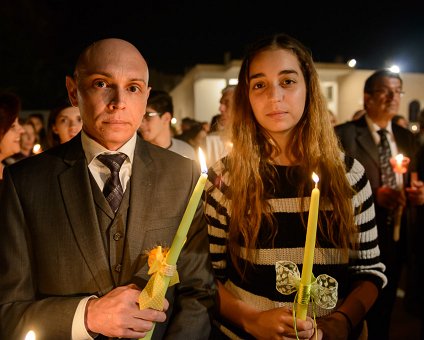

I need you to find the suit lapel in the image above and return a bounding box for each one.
[355,117,380,166]
[121,138,155,281]
[59,136,114,293]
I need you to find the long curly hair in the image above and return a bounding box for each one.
[226,33,356,275]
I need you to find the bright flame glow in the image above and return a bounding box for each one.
[228,78,238,85]
[347,59,357,68]
[389,65,400,73]
[25,330,36,340]
[395,153,404,166]
[171,117,177,125]
[32,144,41,154]
[198,148,207,174]
[312,172,319,186]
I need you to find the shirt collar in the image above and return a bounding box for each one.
[81,130,137,165]
[365,114,394,135]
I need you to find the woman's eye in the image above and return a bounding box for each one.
[282,79,295,86]
[252,82,264,90]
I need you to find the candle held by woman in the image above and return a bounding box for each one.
[296,172,320,320]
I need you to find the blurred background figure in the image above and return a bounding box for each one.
[179,117,197,135]
[139,89,196,160]
[27,112,48,151]
[208,114,221,134]
[351,109,366,121]
[205,84,235,167]
[201,121,210,134]
[335,69,423,340]
[175,120,207,155]
[0,92,24,182]
[7,119,37,163]
[392,114,409,129]
[46,102,82,148]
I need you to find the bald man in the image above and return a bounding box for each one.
[0,39,216,339]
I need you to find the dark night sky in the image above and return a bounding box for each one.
[1,0,424,109]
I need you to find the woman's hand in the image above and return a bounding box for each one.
[244,307,315,340]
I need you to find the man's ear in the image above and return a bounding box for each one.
[66,76,78,107]
[363,93,372,109]
[163,112,172,123]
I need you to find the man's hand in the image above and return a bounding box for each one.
[376,186,406,210]
[85,284,169,339]
[406,180,424,206]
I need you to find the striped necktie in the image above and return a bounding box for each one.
[377,129,397,188]
[97,153,127,212]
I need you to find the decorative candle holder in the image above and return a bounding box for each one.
[276,261,338,336]
[389,154,410,241]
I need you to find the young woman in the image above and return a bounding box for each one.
[204,33,387,339]
[46,103,82,148]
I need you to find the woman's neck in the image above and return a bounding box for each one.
[272,153,295,166]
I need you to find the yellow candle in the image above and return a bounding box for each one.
[300,172,320,285]
[165,148,208,265]
[296,172,320,319]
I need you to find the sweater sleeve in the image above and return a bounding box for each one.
[204,161,231,282]
[344,154,388,289]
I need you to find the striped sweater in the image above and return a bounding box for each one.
[204,153,387,339]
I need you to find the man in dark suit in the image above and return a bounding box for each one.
[0,38,216,339]
[335,69,424,339]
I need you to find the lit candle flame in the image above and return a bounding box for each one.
[198,148,207,174]
[32,143,41,154]
[312,172,319,187]
[25,330,36,340]
[395,153,404,166]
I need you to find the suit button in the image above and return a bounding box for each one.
[113,232,122,241]
[115,264,122,272]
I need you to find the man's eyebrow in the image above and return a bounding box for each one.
[78,71,147,84]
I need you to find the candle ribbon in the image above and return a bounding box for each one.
[275,260,338,309]
[138,246,179,310]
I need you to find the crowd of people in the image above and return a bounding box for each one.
[0,33,423,340]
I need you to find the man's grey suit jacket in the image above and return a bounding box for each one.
[0,133,216,340]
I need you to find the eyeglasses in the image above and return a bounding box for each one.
[371,87,405,97]
[142,112,161,121]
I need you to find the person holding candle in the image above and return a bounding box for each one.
[205,33,387,340]
[0,38,216,339]
[335,69,424,340]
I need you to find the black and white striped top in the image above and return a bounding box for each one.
[204,153,387,339]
